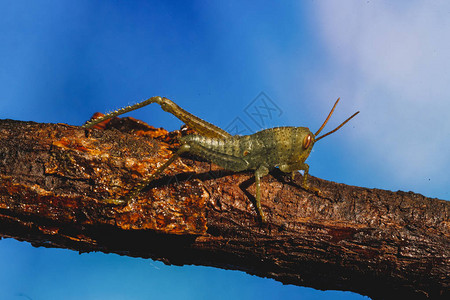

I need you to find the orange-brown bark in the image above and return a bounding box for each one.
[0,117,448,299]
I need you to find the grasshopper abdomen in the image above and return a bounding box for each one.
[181,135,249,171]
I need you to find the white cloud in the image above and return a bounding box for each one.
[314,1,450,195]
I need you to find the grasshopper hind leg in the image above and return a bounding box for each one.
[83,96,232,204]
[83,96,231,140]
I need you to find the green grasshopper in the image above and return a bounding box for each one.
[83,97,359,222]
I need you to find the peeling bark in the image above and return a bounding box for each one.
[0,118,448,299]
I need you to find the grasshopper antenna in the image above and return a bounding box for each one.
[314,98,359,142]
[315,110,359,142]
[314,98,340,137]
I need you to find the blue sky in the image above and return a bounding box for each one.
[1,1,449,299]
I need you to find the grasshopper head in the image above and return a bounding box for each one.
[286,99,358,169]
[290,127,316,164]
[314,98,359,143]
[296,98,358,161]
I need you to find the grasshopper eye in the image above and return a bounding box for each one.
[303,134,312,149]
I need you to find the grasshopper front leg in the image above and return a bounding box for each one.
[280,162,320,195]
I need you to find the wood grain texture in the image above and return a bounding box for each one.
[0,117,448,299]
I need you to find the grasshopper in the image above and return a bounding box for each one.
[83,96,359,222]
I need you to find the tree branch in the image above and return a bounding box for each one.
[0,118,448,299]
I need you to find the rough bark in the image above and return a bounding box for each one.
[0,117,448,299]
